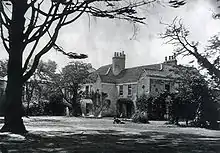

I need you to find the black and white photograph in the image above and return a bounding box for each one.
[0,0,220,152]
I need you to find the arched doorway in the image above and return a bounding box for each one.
[117,98,134,118]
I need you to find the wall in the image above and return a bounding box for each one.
[149,77,174,96]
[101,83,117,116]
[137,73,150,97]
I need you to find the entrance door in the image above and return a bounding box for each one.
[117,99,134,118]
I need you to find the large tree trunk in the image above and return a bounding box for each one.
[0,1,28,134]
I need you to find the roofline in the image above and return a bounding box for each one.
[101,82,115,85]
[148,75,175,80]
[116,82,138,85]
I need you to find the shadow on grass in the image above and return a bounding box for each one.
[0,130,220,153]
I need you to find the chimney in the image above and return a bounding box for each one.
[164,53,177,65]
[173,53,176,59]
[169,56,171,60]
[112,51,126,76]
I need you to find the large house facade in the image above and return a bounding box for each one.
[83,51,179,118]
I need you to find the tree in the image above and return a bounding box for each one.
[168,65,219,129]
[161,18,220,88]
[24,60,58,116]
[59,61,92,116]
[131,94,150,123]
[0,59,7,77]
[0,0,157,134]
[170,66,208,125]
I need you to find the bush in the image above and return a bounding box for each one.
[47,93,65,116]
[131,111,149,124]
[27,99,49,116]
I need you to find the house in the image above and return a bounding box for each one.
[83,51,179,118]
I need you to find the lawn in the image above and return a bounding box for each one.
[0,116,220,153]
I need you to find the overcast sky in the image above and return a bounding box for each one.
[0,0,220,70]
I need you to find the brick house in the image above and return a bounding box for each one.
[83,51,179,118]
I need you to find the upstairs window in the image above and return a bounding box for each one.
[128,84,132,95]
[165,84,170,92]
[85,85,89,95]
[119,85,123,96]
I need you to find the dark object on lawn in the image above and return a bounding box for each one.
[113,117,125,124]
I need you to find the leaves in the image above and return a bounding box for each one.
[161,18,220,89]
[0,59,7,77]
[168,0,186,8]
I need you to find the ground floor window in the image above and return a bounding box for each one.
[165,84,170,92]
[128,84,132,95]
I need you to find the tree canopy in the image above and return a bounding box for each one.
[161,17,220,88]
[0,0,160,133]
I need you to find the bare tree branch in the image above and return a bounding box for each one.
[161,17,220,81]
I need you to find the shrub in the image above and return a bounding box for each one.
[48,93,65,116]
[131,110,149,124]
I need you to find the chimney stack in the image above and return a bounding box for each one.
[164,53,177,65]
[112,51,126,76]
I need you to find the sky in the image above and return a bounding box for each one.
[0,0,220,70]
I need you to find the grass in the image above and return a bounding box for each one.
[0,116,220,152]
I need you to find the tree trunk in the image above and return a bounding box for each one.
[0,1,28,134]
[71,86,81,116]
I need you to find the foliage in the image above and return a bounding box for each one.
[0,0,158,84]
[85,91,110,117]
[27,100,49,116]
[59,62,92,116]
[136,94,149,112]
[168,0,186,8]
[24,60,60,115]
[131,110,149,123]
[169,65,219,129]
[0,0,159,133]
[0,60,7,77]
[61,62,91,90]
[150,92,167,120]
[47,93,66,116]
[132,94,151,123]
[161,18,220,89]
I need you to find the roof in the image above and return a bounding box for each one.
[92,63,174,84]
[96,64,112,75]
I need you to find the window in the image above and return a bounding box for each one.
[165,84,170,92]
[128,84,132,95]
[119,85,123,96]
[85,85,89,95]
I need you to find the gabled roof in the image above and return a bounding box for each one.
[96,64,112,75]
[92,63,172,84]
